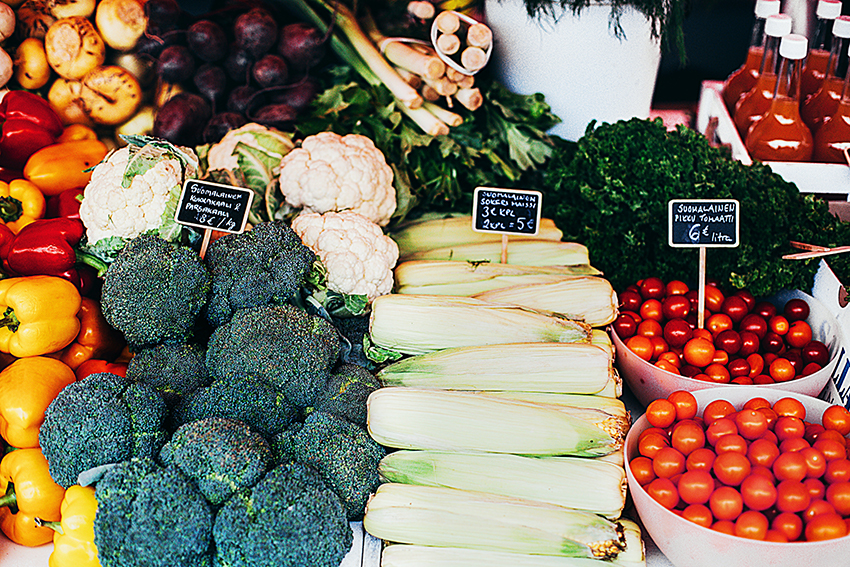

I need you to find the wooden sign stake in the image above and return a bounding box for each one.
[199,229,212,260]
[697,246,706,329]
[501,234,508,264]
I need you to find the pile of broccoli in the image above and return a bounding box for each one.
[37,222,390,566]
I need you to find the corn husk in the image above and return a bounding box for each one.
[380,544,646,567]
[369,295,592,355]
[378,450,627,518]
[401,239,590,266]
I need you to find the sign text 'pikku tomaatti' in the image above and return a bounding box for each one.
[668,199,740,248]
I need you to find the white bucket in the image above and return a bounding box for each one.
[484,0,662,141]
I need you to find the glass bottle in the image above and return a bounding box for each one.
[734,13,793,141]
[722,0,782,113]
[746,34,813,162]
[813,43,850,163]
[801,15,850,133]
[801,0,843,100]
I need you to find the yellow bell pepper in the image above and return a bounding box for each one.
[0,447,66,546]
[0,276,82,357]
[39,485,100,567]
[0,357,76,448]
[0,179,46,233]
[22,139,109,197]
[56,124,98,143]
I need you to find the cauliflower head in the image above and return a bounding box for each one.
[80,136,199,262]
[279,132,396,227]
[291,211,399,302]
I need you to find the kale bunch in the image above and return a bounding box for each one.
[542,118,850,297]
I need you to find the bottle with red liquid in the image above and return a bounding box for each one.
[734,13,793,141]
[746,34,813,162]
[801,15,850,133]
[800,0,843,101]
[722,0,782,113]
[813,42,850,163]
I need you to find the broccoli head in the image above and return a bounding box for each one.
[171,375,299,440]
[39,372,168,488]
[305,363,381,428]
[101,234,211,349]
[205,304,342,408]
[126,342,211,409]
[94,457,213,567]
[159,417,272,506]
[272,411,385,520]
[203,220,316,327]
[213,461,352,567]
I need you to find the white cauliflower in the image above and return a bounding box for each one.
[79,136,199,262]
[291,210,399,302]
[206,123,294,172]
[279,132,396,227]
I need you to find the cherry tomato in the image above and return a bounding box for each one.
[775,479,811,513]
[646,477,679,509]
[813,438,847,462]
[771,511,803,541]
[629,455,656,486]
[824,458,850,484]
[805,513,848,541]
[783,298,811,322]
[682,503,713,528]
[637,318,663,338]
[764,530,789,542]
[746,353,765,377]
[683,337,715,368]
[710,350,730,367]
[757,407,777,430]
[744,397,771,411]
[709,486,743,521]
[735,510,769,540]
[658,351,683,369]
[735,409,768,440]
[805,477,826,500]
[703,400,736,425]
[626,335,654,361]
[711,520,736,535]
[640,299,664,322]
[785,320,813,349]
[638,431,670,459]
[667,390,698,421]
[652,446,687,478]
[740,473,777,511]
[721,295,749,324]
[619,290,643,312]
[802,362,823,376]
[802,340,830,366]
[706,417,738,445]
[773,398,807,420]
[662,295,691,320]
[769,315,790,335]
[639,276,666,300]
[686,447,717,472]
[713,451,751,486]
[646,398,678,428]
[678,469,715,505]
[825,481,850,515]
[650,336,669,359]
[773,450,808,483]
[738,331,761,357]
[779,437,811,453]
[747,437,780,468]
[671,420,706,456]
[704,363,731,384]
[663,318,693,348]
[762,331,786,354]
[801,447,828,479]
[733,289,756,312]
[713,329,742,356]
[754,301,778,320]
[822,405,850,436]
[703,285,725,313]
[740,313,769,340]
[666,280,690,296]
[727,358,751,379]
[612,314,638,339]
[715,434,748,455]
[803,499,836,523]
[706,313,734,335]
[769,357,796,383]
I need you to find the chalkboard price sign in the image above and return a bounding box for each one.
[668,199,740,248]
[472,186,542,236]
[175,179,254,234]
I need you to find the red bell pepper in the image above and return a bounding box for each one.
[46,187,84,219]
[2,218,108,296]
[0,92,64,170]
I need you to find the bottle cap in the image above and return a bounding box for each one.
[765,14,793,37]
[833,15,850,38]
[756,0,781,19]
[816,0,842,20]
[779,34,808,60]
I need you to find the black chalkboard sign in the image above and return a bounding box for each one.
[175,179,254,234]
[472,187,542,236]
[668,199,740,248]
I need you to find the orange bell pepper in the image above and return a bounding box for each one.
[59,297,126,371]
[0,357,76,448]
[22,139,109,197]
[0,447,66,546]
[0,179,46,233]
[0,275,82,357]
[56,124,98,143]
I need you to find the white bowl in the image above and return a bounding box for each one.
[615,290,840,408]
[626,387,850,567]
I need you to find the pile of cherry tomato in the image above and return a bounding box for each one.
[630,390,850,542]
[613,277,831,384]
